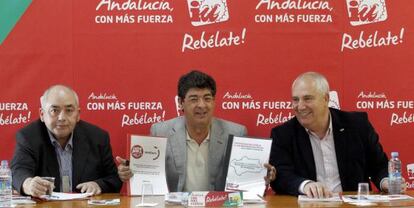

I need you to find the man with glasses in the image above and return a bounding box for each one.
[11,85,122,197]
[117,70,277,191]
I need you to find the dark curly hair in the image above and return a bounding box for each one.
[177,70,216,99]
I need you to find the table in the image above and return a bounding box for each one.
[14,191,414,208]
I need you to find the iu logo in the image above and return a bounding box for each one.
[346,0,387,26]
[187,0,230,26]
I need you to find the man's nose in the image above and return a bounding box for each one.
[296,99,306,110]
[57,111,67,121]
[197,98,207,107]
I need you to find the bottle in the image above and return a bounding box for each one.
[388,152,402,195]
[0,160,12,208]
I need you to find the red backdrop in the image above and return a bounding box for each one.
[1,0,414,189]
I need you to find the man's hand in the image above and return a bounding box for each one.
[381,177,407,193]
[303,182,332,198]
[263,163,276,185]
[76,181,102,195]
[22,177,54,197]
[116,156,133,182]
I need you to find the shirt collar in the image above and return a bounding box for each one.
[186,130,210,143]
[305,113,333,139]
[48,130,74,150]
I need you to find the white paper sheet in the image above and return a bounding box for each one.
[298,194,342,202]
[40,192,93,201]
[342,194,414,203]
[128,135,168,195]
[88,198,120,205]
[224,136,272,197]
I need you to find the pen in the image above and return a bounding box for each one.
[12,196,31,200]
[49,195,60,199]
[349,196,367,200]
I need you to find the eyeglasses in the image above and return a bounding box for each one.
[44,106,77,117]
[185,95,214,105]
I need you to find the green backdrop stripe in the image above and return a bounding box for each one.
[0,0,32,45]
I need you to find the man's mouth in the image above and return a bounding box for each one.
[56,125,68,129]
[195,111,207,117]
[297,111,311,118]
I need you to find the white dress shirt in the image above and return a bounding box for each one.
[183,131,210,192]
[299,114,343,193]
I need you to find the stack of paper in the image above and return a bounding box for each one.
[342,194,414,203]
[298,194,414,206]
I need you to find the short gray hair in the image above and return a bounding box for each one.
[292,71,330,95]
[40,85,79,109]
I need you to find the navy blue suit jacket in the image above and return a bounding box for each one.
[269,108,388,195]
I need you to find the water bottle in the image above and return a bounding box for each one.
[388,152,402,195]
[0,160,12,207]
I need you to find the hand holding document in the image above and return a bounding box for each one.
[127,135,169,195]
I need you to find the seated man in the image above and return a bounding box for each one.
[11,85,122,196]
[269,71,398,198]
[117,70,276,191]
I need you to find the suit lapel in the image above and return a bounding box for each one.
[169,119,187,191]
[44,141,61,191]
[72,123,90,189]
[296,123,317,180]
[331,109,348,187]
[208,119,225,187]
[41,123,61,191]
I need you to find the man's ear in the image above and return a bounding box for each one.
[76,108,81,122]
[324,92,330,103]
[39,108,45,122]
[178,97,184,110]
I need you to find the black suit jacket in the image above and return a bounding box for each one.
[269,108,388,195]
[11,119,122,194]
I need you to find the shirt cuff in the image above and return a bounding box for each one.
[299,180,313,194]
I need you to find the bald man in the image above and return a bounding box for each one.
[269,72,394,198]
[11,85,122,197]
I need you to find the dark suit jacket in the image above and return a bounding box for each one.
[11,119,122,194]
[269,108,388,195]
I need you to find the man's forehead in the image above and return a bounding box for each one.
[49,104,76,108]
[292,93,314,97]
[292,79,318,92]
[185,88,213,97]
[44,95,77,108]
